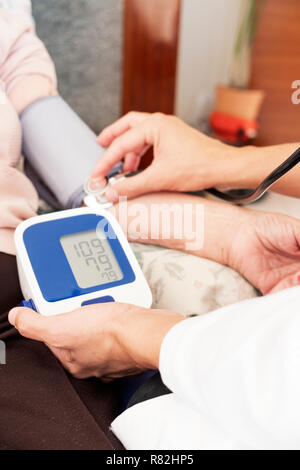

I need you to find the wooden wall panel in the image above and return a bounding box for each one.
[123,0,181,115]
[122,0,181,167]
[250,0,300,145]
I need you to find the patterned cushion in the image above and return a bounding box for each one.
[131,243,258,316]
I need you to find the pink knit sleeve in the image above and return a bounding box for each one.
[0,8,53,254]
[0,162,38,255]
[0,8,57,94]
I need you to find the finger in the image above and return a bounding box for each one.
[88,175,108,192]
[123,143,150,173]
[91,123,153,181]
[123,152,141,173]
[8,307,56,343]
[105,166,157,201]
[8,307,74,347]
[97,112,149,147]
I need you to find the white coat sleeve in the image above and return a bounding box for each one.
[159,286,300,447]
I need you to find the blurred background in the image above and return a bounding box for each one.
[32,0,300,167]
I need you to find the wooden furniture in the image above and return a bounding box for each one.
[122,0,181,115]
[122,0,181,167]
[250,0,300,145]
[122,0,300,154]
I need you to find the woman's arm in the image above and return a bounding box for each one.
[8,75,56,115]
[111,192,243,268]
[0,9,57,114]
[111,192,300,295]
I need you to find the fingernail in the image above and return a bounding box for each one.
[90,178,106,191]
[8,308,19,325]
[105,188,119,203]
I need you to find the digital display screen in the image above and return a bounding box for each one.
[60,229,123,288]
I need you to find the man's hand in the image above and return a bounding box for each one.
[8,302,183,380]
[90,112,241,201]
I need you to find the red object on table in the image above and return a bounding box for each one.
[210,111,259,144]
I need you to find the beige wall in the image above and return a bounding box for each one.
[175,0,247,126]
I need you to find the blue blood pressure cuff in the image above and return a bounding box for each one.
[20,95,122,209]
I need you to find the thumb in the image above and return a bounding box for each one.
[8,307,54,343]
[105,167,157,201]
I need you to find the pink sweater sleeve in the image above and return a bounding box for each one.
[0,161,38,255]
[0,7,56,255]
[0,8,57,94]
[0,94,39,255]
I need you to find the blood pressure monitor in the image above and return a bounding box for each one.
[15,207,152,316]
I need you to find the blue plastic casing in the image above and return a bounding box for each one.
[22,213,135,303]
[20,299,37,311]
[81,296,114,306]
